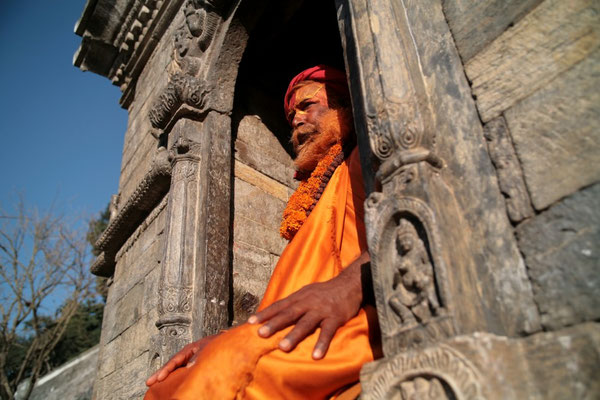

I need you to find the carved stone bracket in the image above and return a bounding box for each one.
[91,148,171,277]
[177,0,231,59]
[365,192,455,355]
[360,344,486,400]
[147,0,233,135]
[148,73,211,132]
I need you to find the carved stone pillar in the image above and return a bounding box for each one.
[148,0,235,368]
[337,0,543,397]
[154,128,203,360]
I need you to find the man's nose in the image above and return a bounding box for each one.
[292,112,305,129]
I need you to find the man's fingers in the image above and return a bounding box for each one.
[249,298,290,324]
[145,353,185,386]
[312,320,339,360]
[157,360,178,381]
[279,313,320,351]
[186,342,207,368]
[146,373,158,386]
[257,307,299,337]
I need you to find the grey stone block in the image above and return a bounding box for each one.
[233,178,287,231]
[442,0,542,62]
[235,115,295,187]
[233,214,287,256]
[517,183,600,330]
[505,50,600,210]
[102,282,145,344]
[96,350,150,400]
[363,323,600,400]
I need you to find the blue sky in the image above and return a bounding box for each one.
[0,0,127,220]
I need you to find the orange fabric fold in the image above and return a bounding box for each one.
[145,148,373,400]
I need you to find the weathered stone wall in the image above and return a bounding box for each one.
[231,114,295,324]
[94,199,167,399]
[84,4,186,399]
[74,0,599,398]
[443,0,600,331]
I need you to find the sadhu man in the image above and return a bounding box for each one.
[145,65,381,399]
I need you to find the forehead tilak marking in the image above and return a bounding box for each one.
[289,83,325,119]
[294,83,325,106]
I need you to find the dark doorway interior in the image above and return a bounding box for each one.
[233,0,346,154]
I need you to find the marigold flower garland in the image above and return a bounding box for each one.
[280,143,344,241]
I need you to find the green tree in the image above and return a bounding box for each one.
[86,205,110,258]
[48,300,103,369]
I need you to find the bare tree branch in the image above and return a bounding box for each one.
[0,198,94,400]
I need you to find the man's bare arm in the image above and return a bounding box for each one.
[248,251,372,359]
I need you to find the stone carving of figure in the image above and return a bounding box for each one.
[388,218,440,324]
[397,376,452,400]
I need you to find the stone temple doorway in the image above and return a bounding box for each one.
[229,0,350,325]
[74,0,600,397]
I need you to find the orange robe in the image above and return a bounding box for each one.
[145,148,376,399]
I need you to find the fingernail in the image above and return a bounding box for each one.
[313,348,323,359]
[248,315,257,324]
[258,326,270,336]
[279,339,291,350]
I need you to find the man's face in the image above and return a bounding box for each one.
[289,82,351,173]
[289,82,329,154]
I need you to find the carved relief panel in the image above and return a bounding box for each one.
[336,0,455,356]
[366,190,454,356]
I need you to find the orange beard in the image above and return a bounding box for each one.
[291,108,353,173]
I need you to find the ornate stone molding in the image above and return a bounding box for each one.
[376,147,443,185]
[91,148,171,277]
[367,99,430,163]
[361,344,485,400]
[74,0,186,108]
[158,285,194,316]
[110,1,163,88]
[114,194,169,263]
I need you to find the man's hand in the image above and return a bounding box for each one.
[145,334,217,387]
[248,252,370,360]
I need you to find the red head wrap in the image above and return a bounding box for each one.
[284,65,349,125]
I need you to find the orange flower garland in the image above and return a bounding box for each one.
[280,143,343,241]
